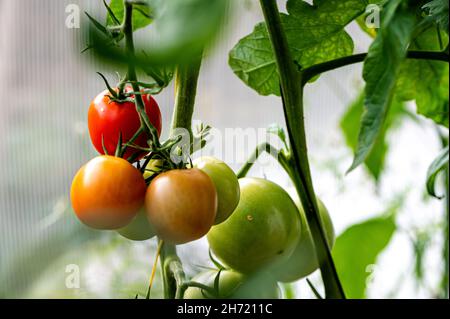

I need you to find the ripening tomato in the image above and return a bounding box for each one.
[184,269,280,299]
[145,168,217,244]
[117,208,156,241]
[207,178,301,273]
[88,88,162,160]
[193,157,240,224]
[70,155,147,230]
[276,198,335,282]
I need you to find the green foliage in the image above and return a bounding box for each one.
[396,26,449,127]
[89,0,227,67]
[146,0,227,63]
[423,0,449,34]
[348,0,418,173]
[341,93,406,181]
[106,0,153,30]
[229,0,367,96]
[333,212,397,298]
[426,145,449,199]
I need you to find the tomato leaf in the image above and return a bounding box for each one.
[423,0,449,34]
[426,145,449,199]
[89,0,226,67]
[106,0,153,31]
[347,0,418,174]
[333,211,397,298]
[85,12,109,35]
[267,123,288,150]
[396,26,449,128]
[341,93,406,182]
[229,0,367,96]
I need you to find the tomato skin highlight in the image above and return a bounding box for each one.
[145,168,218,245]
[70,155,147,230]
[184,269,280,299]
[193,156,240,224]
[207,177,301,274]
[276,198,335,282]
[88,89,162,160]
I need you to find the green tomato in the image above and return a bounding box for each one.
[117,208,156,241]
[207,177,301,273]
[193,156,240,224]
[184,269,279,299]
[276,198,335,282]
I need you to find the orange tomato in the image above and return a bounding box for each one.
[71,156,147,229]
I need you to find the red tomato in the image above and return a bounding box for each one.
[70,155,147,230]
[88,88,162,160]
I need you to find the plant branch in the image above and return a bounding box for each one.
[259,0,345,299]
[170,57,203,139]
[302,50,449,84]
[236,142,284,178]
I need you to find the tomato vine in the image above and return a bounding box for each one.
[73,0,449,299]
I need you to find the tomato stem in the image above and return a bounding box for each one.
[123,1,160,149]
[259,0,345,299]
[236,142,284,179]
[170,57,203,141]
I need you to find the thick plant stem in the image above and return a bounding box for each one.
[159,244,182,299]
[159,55,204,299]
[259,0,345,299]
[171,57,203,139]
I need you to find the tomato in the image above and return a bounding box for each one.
[207,178,301,273]
[276,198,335,282]
[145,168,217,244]
[88,88,162,160]
[117,208,156,241]
[193,157,240,224]
[70,155,147,230]
[184,269,280,299]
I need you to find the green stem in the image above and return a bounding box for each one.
[159,244,185,299]
[302,51,449,84]
[170,57,203,139]
[259,0,345,299]
[123,1,160,148]
[236,142,282,178]
[160,55,204,300]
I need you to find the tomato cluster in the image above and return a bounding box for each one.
[71,153,240,242]
[70,89,336,299]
